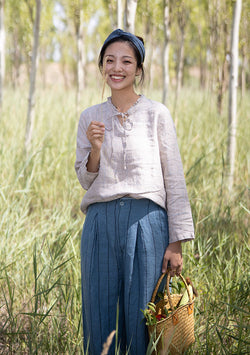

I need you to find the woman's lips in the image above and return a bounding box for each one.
[110,75,125,81]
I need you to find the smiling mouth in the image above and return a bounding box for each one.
[110,75,125,80]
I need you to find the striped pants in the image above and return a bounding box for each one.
[81,198,169,355]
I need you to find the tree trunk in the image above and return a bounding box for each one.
[176,27,185,96]
[105,0,116,29]
[41,46,46,90]
[76,7,85,110]
[0,0,5,110]
[124,0,138,33]
[25,0,41,152]
[217,10,229,115]
[162,0,170,105]
[147,32,155,91]
[117,0,122,28]
[227,0,242,191]
[12,30,21,89]
[240,44,246,97]
[198,23,205,89]
[173,3,188,119]
[173,26,185,119]
[208,0,220,95]
[144,12,154,91]
[217,54,228,115]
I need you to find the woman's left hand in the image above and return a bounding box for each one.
[162,241,183,277]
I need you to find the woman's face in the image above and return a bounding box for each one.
[103,41,141,92]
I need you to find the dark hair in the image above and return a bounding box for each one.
[98,35,145,85]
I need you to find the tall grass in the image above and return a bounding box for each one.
[0,85,249,354]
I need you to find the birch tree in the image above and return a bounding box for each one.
[0,0,5,110]
[173,0,189,118]
[162,0,171,105]
[207,0,231,115]
[74,1,85,108]
[62,0,89,110]
[239,2,249,98]
[227,0,242,191]
[25,0,41,151]
[124,0,138,33]
[117,0,123,28]
[103,0,116,29]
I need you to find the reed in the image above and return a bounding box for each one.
[0,86,249,353]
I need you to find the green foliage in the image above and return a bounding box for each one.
[0,86,249,353]
[141,302,157,326]
[3,0,249,94]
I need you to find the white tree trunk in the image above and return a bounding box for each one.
[173,27,185,119]
[117,0,123,29]
[176,28,185,98]
[0,0,5,109]
[162,0,170,105]
[227,0,242,191]
[124,0,138,33]
[25,0,41,151]
[241,44,246,97]
[76,7,85,108]
[106,1,116,29]
[173,4,188,119]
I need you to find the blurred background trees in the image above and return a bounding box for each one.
[1,0,248,96]
[0,0,5,110]
[0,2,249,352]
[0,0,248,183]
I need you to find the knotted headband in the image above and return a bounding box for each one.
[102,29,145,63]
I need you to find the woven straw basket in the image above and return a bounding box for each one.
[147,272,195,354]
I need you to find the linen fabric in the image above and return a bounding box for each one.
[81,198,169,355]
[75,95,194,244]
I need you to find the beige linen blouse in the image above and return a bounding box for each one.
[75,95,194,244]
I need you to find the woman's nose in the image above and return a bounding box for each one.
[113,60,122,71]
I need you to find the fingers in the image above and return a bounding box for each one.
[166,262,182,277]
[170,258,183,276]
[162,258,170,274]
[87,121,105,148]
[87,121,105,137]
[169,263,183,277]
[162,241,183,277]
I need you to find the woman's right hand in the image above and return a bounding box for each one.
[86,121,105,151]
[86,121,105,173]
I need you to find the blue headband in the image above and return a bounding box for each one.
[102,29,145,63]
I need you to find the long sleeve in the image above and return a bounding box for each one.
[74,95,195,245]
[75,111,99,190]
[157,105,194,243]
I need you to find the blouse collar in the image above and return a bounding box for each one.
[107,95,144,116]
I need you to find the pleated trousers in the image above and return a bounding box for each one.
[81,198,169,355]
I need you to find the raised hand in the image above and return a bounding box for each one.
[86,121,105,173]
[86,121,105,151]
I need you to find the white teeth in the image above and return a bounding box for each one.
[111,76,124,79]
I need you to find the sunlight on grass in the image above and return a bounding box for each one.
[0,87,249,353]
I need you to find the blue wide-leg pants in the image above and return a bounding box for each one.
[81,198,169,355]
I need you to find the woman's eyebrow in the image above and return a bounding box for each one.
[104,54,134,59]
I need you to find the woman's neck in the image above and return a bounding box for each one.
[111,89,140,113]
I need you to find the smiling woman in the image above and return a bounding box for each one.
[74,28,194,355]
[103,42,141,103]
[99,28,145,88]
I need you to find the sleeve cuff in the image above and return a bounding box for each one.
[78,154,99,190]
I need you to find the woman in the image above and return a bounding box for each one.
[75,29,194,355]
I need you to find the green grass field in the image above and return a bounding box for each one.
[0,85,249,354]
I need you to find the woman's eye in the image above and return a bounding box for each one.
[124,60,132,64]
[106,59,113,63]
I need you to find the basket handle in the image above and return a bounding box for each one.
[150,272,193,312]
